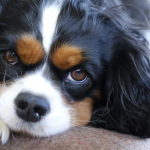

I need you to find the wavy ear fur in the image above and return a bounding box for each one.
[90,6,150,137]
[102,36,150,136]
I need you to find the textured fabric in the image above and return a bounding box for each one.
[0,127,150,150]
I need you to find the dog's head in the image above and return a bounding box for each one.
[0,0,149,138]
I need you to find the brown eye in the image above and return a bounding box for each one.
[4,51,18,65]
[71,69,87,81]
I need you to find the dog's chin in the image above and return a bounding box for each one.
[0,119,70,145]
[8,119,71,138]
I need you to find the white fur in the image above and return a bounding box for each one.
[0,70,71,140]
[41,3,61,53]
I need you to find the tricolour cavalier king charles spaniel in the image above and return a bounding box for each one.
[0,0,150,144]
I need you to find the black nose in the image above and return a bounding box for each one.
[15,93,50,122]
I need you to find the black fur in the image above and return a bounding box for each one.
[89,0,150,137]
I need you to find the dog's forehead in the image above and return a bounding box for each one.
[16,2,88,67]
[0,0,101,68]
[14,2,62,65]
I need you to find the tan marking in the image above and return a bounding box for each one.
[0,82,9,96]
[94,90,101,99]
[16,35,45,65]
[69,98,93,126]
[51,44,86,70]
[0,86,4,95]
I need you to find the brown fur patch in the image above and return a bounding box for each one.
[94,90,101,99]
[51,44,86,70]
[16,35,45,65]
[0,85,4,95]
[69,98,93,126]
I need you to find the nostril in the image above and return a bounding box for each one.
[34,106,47,116]
[17,101,28,110]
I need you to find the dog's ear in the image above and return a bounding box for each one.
[91,30,150,136]
[102,32,150,135]
[90,7,150,136]
[105,32,150,109]
[103,32,150,135]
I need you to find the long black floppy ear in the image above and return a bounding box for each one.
[90,7,150,137]
[103,32,150,135]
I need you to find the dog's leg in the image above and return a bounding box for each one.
[0,118,9,145]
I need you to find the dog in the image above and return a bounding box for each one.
[0,0,150,144]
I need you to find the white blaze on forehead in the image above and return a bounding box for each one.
[42,3,61,53]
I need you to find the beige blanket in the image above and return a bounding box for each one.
[0,127,150,150]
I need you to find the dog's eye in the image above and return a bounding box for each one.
[67,69,87,81]
[3,51,18,65]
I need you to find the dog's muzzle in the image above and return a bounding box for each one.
[15,93,50,122]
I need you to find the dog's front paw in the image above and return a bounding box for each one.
[0,119,9,145]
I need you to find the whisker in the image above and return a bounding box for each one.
[3,63,7,88]
[0,72,17,82]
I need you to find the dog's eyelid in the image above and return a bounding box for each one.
[0,46,12,51]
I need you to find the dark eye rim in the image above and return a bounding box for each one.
[62,70,94,101]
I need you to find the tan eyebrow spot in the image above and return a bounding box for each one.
[69,98,93,126]
[50,44,86,70]
[16,35,45,65]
